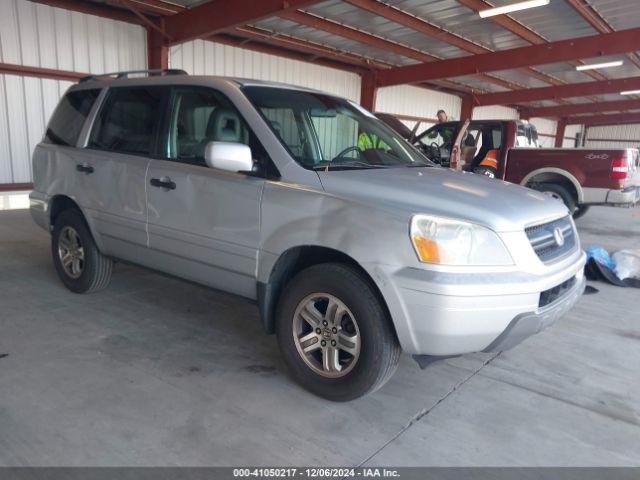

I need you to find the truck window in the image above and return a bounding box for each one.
[45,89,101,147]
[88,87,166,156]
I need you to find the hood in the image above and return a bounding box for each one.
[317,166,568,232]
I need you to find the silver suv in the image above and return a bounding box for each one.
[30,70,586,401]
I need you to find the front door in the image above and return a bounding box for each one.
[145,86,267,299]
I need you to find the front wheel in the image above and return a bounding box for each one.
[275,263,400,401]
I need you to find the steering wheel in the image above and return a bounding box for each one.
[429,142,442,163]
[331,146,362,163]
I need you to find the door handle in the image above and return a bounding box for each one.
[76,163,94,174]
[150,177,176,190]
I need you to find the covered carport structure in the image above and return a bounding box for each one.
[2,0,640,190]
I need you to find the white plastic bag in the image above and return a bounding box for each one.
[612,249,640,280]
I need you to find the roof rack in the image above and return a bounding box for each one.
[79,68,188,83]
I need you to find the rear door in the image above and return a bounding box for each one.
[80,86,168,258]
[145,86,267,299]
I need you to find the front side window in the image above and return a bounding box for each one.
[166,87,271,171]
[89,87,166,156]
[45,89,101,146]
[243,86,430,170]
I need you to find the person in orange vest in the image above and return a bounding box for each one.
[473,149,500,178]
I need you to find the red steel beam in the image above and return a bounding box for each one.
[475,77,640,106]
[567,112,640,126]
[343,0,562,88]
[566,0,640,70]
[164,0,324,44]
[27,0,144,25]
[0,183,33,192]
[208,34,366,75]
[554,118,567,147]
[360,72,378,111]
[280,10,523,92]
[524,99,640,118]
[377,28,640,87]
[232,26,391,70]
[457,0,609,87]
[106,0,184,16]
[0,62,85,82]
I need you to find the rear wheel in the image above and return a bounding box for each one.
[275,263,400,401]
[532,183,577,214]
[52,209,113,293]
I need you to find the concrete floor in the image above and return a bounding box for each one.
[0,205,639,466]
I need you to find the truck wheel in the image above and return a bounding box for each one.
[51,209,113,294]
[534,183,576,214]
[275,263,401,401]
[572,205,590,219]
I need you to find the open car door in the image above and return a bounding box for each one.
[450,119,470,171]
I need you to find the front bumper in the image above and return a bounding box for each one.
[370,250,586,356]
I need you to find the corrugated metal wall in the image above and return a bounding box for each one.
[0,0,147,185]
[169,40,361,102]
[586,124,640,148]
[472,105,519,120]
[530,117,557,147]
[563,124,582,148]
[376,85,461,134]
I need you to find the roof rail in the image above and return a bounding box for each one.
[79,68,188,83]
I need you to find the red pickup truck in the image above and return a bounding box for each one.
[378,115,640,218]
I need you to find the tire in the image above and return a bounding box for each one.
[572,205,590,219]
[51,209,113,294]
[275,263,401,401]
[533,183,576,214]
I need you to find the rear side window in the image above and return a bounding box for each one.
[45,89,100,146]
[89,87,165,156]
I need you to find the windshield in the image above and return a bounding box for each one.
[243,86,431,170]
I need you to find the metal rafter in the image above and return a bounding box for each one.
[278,10,522,93]
[342,0,562,89]
[475,76,640,106]
[566,112,640,126]
[376,28,640,87]
[523,99,640,119]
[164,0,325,44]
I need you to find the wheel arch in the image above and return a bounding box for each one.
[48,195,104,250]
[257,245,392,336]
[521,168,584,203]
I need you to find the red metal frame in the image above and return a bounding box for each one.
[567,112,640,126]
[524,99,640,118]
[475,77,640,106]
[0,183,33,192]
[360,72,378,111]
[164,0,324,45]
[0,62,85,82]
[376,28,640,87]
[554,118,567,147]
[28,0,144,25]
[208,35,365,75]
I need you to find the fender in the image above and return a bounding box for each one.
[520,167,584,203]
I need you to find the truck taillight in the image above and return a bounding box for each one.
[611,157,628,179]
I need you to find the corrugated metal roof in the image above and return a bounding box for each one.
[132,0,640,108]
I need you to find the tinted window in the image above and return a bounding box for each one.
[89,87,165,155]
[45,89,100,146]
[166,87,272,171]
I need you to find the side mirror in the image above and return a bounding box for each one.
[204,141,253,173]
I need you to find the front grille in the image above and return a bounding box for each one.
[525,216,576,263]
[539,276,577,308]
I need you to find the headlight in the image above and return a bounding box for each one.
[410,214,513,266]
